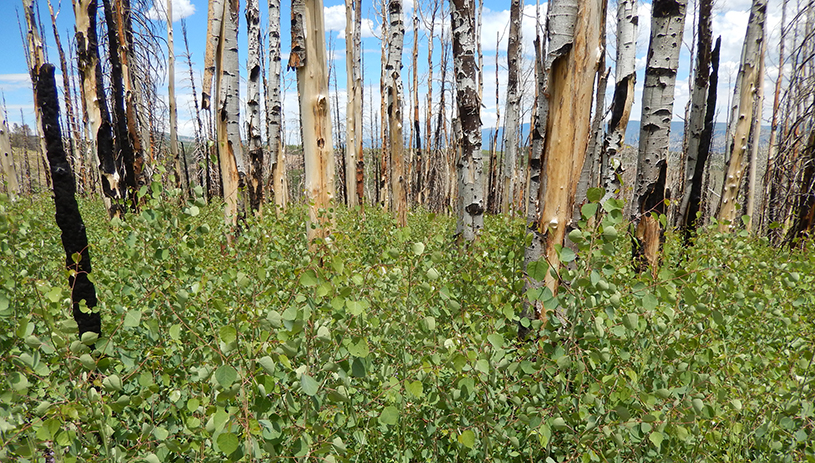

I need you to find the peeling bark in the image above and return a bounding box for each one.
[538,0,604,293]
[218,0,243,225]
[202,0,225,111]
[716,0,767,231]
[451,0,483,241]
[632,0,687,272]
[0,109,19,199]
[38,63,100,337]
[296,0,335,241]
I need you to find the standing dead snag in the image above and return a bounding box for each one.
[387,0,407,226]
[291,0,335,242]
[536,0,604,295]
[267,0,288,209]
[246,0,264,213]
[632,0,687,272]
[38,64,100,337]
[716,0,767,231]
[451,0,483,242]
[501,0,523,214]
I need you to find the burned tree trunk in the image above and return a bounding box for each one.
[632,0,687,272]
[677,0,714,233]
[38,63,100,337]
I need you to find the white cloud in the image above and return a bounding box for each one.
[324,5,381,38]
[146,0,196,22]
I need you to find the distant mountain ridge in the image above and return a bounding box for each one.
[482,121,771,153]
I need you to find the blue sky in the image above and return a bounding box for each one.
[0,0,785,143]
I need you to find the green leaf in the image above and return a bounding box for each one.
[124,310,141,327]
[475,359,489,374]
[351,358,366,377]
[217,432,240,455]
[346,300,368,316]
[332,436,347,454]
[215,364,238,388]
[348,338,369,358]
[412,242,425,256]
[648,431,664,449]
[300,270,318,287]
[81,331,98,346]
[378,406,399,426]
[487,333,504,349]
[642,293,657,311]
[527,260,548,281]
[186,398,200,412]
[406,380,424,398]
[219,326,237,344]
[153,426,169,441]
[581,203,598,219]
[258,356,276,375]
[558,246,576,263]
[587,187,604,203]
[300,373,319,396]
[458,429,476,448]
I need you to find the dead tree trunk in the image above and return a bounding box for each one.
[344,0,360,208]
[677,0,714,232]
[290,0,335,241]
[246,0,264,213]
[451,0,483,241]
[716,0,767,231]
[501,0,522,213]
[387,0,407,226]
[22,0,51,190]
[38,63,100,337]
[0,108,19,199]
[632,0,687,273]
[266,0,287,209]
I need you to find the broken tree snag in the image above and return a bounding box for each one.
[202,0,226,110]
[288,0,307,71]
[632,0,687,272]
[537,0,604,296]
[267,0,288,209]
[451,0,484,242]
[501,0,523,213]
[38,64,101,337]
[716,0,767,231]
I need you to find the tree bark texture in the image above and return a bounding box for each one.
[246,0,264,213]
[293,0,336,241]
[602,0,637,202]
[23,0,51,190]
[218,0,243,225]
[344,0,360,208]
[677,0,714,231]
[387,0,407,226]
[38,63,101,337]
[267,0,288,208]
[762,0,786,233]
[202,0,225,111]
[537,0,604,293]
[501,0,522,213]
[163,0,182,193]
[632,0,687,272]
[682,37,721,240]
[451,0,484,241]
[716,0,767,231]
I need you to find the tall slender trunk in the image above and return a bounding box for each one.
[745,39,765,230]
[451,0,483,241]
[164,0,182,194]
[266,0,287,208]
[291,0,335,241]
[344,0,359,208]
[246,0,264,213]
[632,0,687,272]
[387,0,407,226]
[411,9,420,207]
[677,0,714,233]
[762,0,786,232]
[716,0,767,231]
[501,0,522,214]
[22,0,51,190]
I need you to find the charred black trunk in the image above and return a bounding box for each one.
[38,64,101,337]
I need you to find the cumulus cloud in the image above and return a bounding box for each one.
[324,5,381,38]
[146,0,196,22]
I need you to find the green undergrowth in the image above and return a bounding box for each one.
[0,186,813,462]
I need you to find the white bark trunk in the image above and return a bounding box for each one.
[0,109,19,199]
[247,0,264,213]
[387,0,407,226]
[633,0,687,271]
[167,0,180,191]
[217,0,243,224]
[502,0,522,213]
[267,0,287,208]
[344,0,359,208]
[451,0,483,241]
